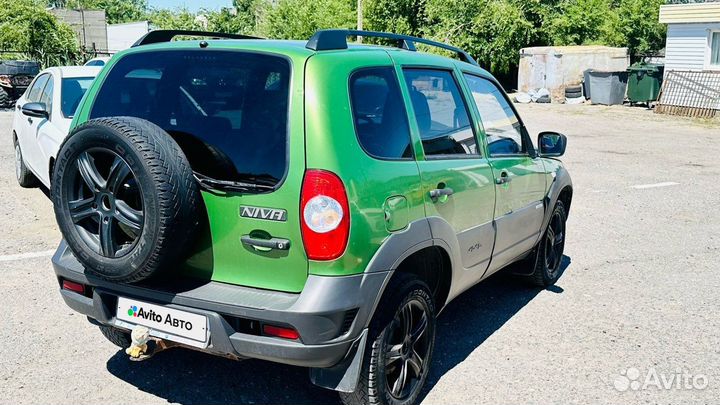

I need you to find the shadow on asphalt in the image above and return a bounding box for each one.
[106,256,571,405]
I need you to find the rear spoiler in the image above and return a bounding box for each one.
[132,30,261,47]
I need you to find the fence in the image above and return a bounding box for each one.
[0,49,113,68]
[655,70,720,118]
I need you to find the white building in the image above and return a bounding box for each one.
[660,1,720,72]
[656,1,720,117]
[107,21,151,54]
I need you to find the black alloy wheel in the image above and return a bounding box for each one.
[384,298,432,400]
[66,148,144,258]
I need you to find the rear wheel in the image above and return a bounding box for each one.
[99,325,131,348]
[14,136,39,188]
[340,274,436,405]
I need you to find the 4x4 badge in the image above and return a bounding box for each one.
[239,206,287,222]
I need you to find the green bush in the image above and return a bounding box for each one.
[0,0,80,67]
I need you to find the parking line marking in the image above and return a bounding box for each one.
[630,182,680,190]
[0,250,55,263]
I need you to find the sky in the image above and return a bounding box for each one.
[148,0,233,12]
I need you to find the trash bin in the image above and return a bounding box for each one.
[587,70,628,105]
[583,69,592,100]
[627,62,664,104]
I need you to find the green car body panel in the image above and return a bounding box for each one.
[68,38,567,294]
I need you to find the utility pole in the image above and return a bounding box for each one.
[357,0,363,43]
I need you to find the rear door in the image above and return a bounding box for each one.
[87,49,308,292]
[462,73,547,273]
[395,59,497,281]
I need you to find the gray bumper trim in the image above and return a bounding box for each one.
[53,241,390,368]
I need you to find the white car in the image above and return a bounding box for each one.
[84,57,111,67]
[13,66,101,188]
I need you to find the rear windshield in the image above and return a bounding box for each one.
[90,50,290,185]
[61,77,94,118]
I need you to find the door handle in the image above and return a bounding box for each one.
[241,235,290,252]
[429,187,454,202]
[495,171,512,185]
[27,117,33,124]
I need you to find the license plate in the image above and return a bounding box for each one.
[116,297,208,345]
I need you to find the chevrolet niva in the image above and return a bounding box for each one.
[50,29,572,405]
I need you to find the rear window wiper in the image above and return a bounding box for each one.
[235,173,280,187]
[193,172,274,193]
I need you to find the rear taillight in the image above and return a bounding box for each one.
[300,169,349,260]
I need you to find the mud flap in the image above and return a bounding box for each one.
[309,329,368,393]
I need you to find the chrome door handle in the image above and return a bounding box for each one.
[241,235,290,252]
[429,187,454,201]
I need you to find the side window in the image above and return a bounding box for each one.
[349,67,413,159]
[403,69,478,157]
[26,74,50,102]
[39,76,54,116]
[463,74,526,156]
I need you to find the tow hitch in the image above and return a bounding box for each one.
[126,326,179,361]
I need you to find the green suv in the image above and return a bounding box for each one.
[51,29,572,405]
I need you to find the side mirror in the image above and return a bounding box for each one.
[21,102,48,119]
[538,131,567,157]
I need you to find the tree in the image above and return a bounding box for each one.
[0,0,80,66]
[364,0,427,37]
[610,0,666,57]
[257,0,355,39]
[425,0,533,73]
[232,0,262,34]
[147,7,200,30]
[545,0,617,46]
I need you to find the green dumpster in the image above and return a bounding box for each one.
[627,62,664,104]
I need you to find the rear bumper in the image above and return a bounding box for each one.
[53,241,390,368]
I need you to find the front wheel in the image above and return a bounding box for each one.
[529,200,567,286]
[341,274,436,405]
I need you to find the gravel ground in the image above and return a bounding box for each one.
[1,104,719,405]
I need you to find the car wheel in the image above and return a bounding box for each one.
[51,117,200,283]
[340,274,436,405]
[14,136,39,188]
[0,87,11,108]
[529,200,567,286]
[99,325,131,348]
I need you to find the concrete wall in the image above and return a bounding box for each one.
[107,22,150,53]
[51,9,108,51]
[664,22,720,72]
[518,46,629,99]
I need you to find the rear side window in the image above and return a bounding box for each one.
[61,77,94,118]
[90,50,291,185]
[403,69,478,157]
[349,67,413,159]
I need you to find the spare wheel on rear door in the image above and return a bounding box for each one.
[51,117,200,283]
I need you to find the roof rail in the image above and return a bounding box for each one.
[132,30,261,47]
[306,29,478,66]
